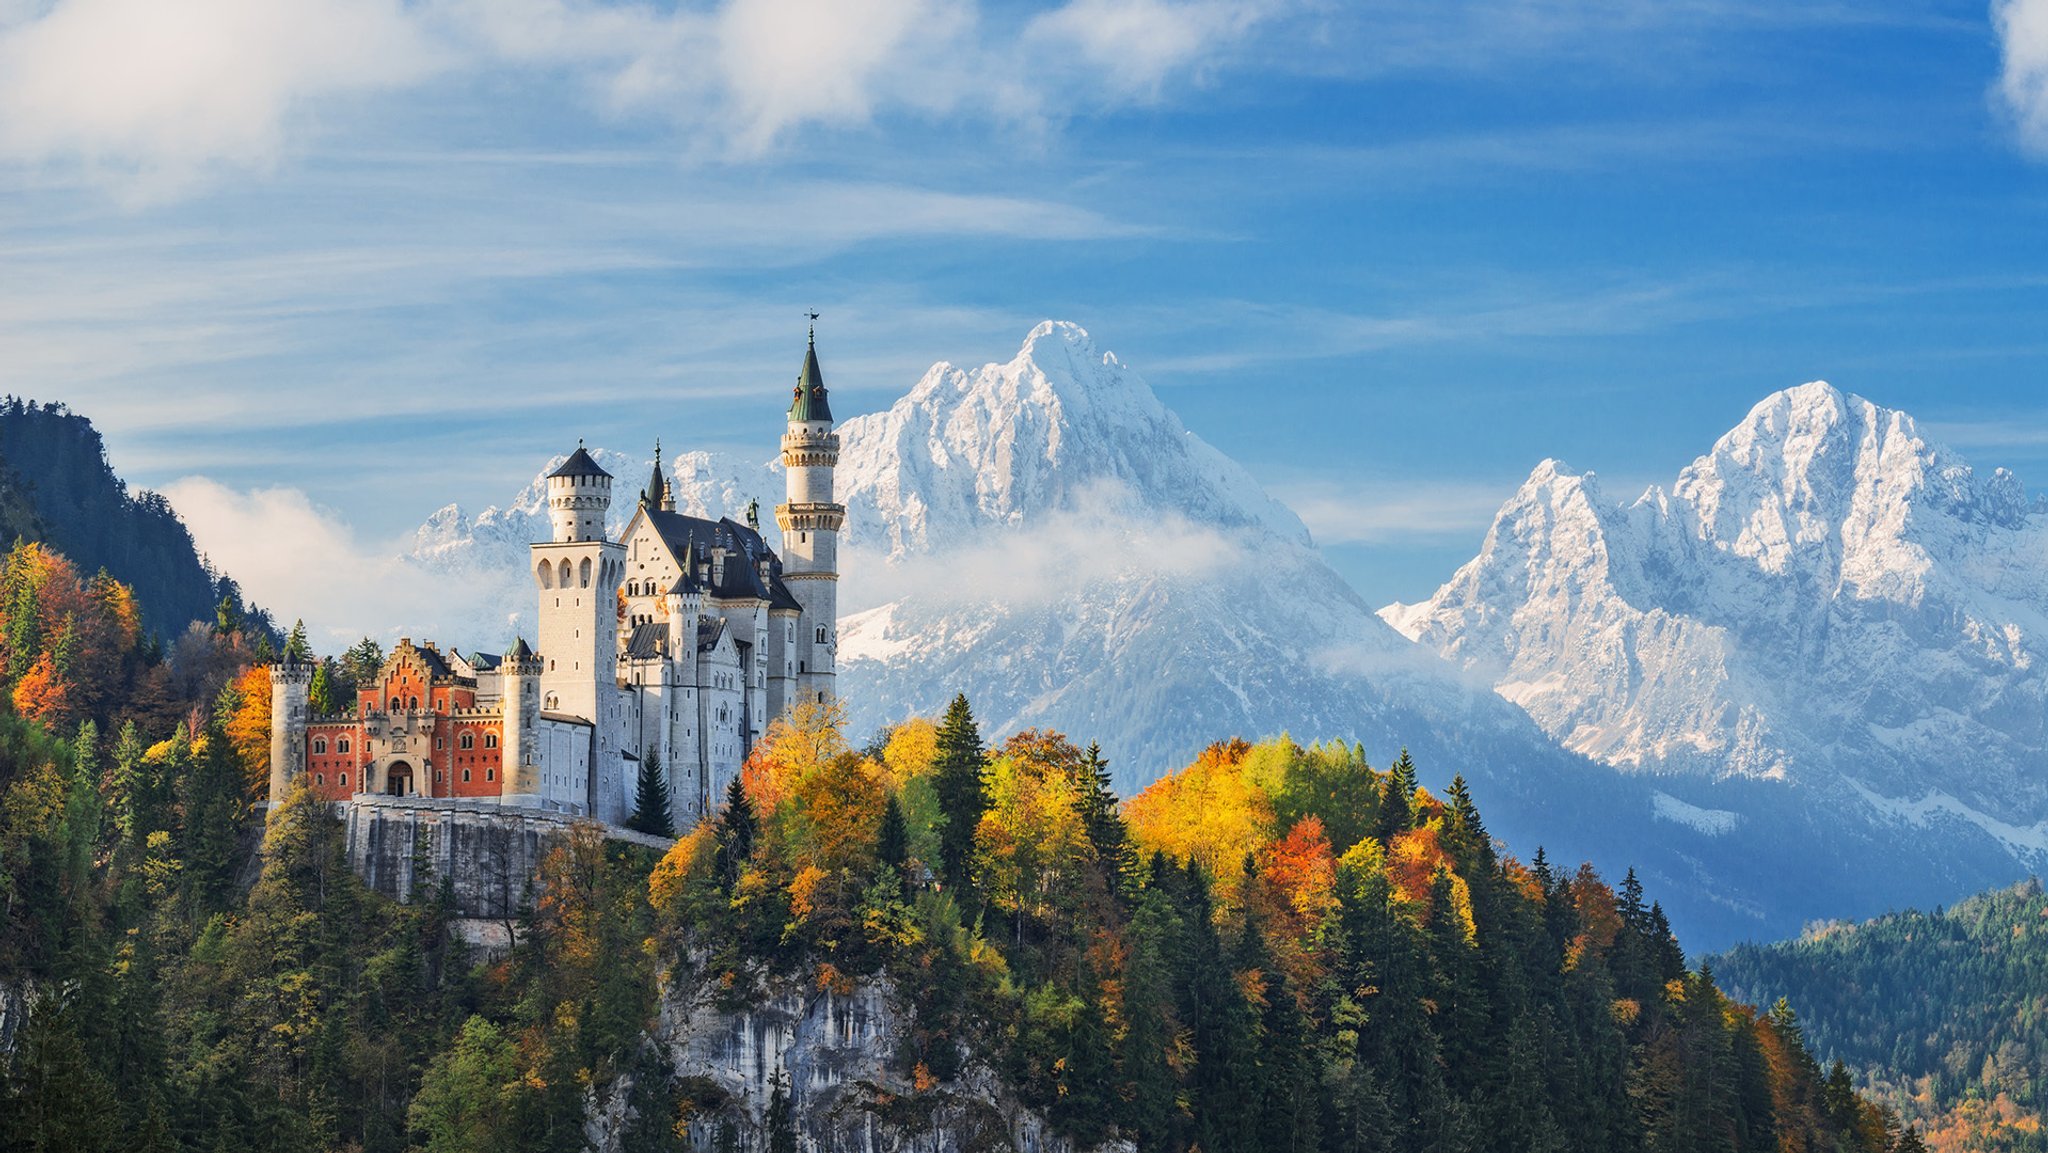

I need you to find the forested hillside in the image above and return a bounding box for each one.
[0,538,1930,1151]
[0,399,270,640]
[1716,881,2048,1152]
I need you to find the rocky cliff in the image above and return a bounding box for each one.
[592,966,1129,1153]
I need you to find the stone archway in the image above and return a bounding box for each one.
[385,760,414,797]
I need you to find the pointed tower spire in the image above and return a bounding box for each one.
[642,439,669,511]
[788,313,832,423]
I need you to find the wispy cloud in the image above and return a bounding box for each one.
[1996,0,2048,154]
[1272,478,1510,548]
[0,0,1295,194]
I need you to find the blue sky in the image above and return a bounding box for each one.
[3,0,2047,634]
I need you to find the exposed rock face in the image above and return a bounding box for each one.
[590,967,1129,1153]
[341,796,668,921]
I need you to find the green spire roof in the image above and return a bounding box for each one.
[787,327,833,423]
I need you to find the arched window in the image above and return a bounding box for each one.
[340,772,349,788]
[558,559,572,587]
[390,697,401,712]
[460,732,475,750]
[538,560,554,589]
[484,733,498,749]
[338,738,350,754]
[408,696,419,710]
[313,737,327,755]
[462,768,471,782]
[315,773,325,786]
[485,768,495,782]
[579,557,592,588]
[817,626,827,644]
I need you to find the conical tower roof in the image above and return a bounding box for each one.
[549,442,611,480]
[788,326,833,423]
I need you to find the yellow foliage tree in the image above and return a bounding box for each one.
[741,698,847,817]
[224,665,272,799]
[1123,739,1274,903]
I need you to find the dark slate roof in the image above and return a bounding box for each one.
[767,574,803,613]
[538,712,594,728]
[645,510,792,603]
[549,445,611,480]
[624,621,666,661]
[696,617,727,653]
[508,636,533,659]
[466,651,501,672]
[787,337,832,423]
[403,644,453,681]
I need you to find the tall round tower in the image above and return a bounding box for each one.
[267,659,312,812]
[548,442,611,543]
[776,324,843,705]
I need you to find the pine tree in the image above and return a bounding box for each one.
[876,793,908,877]
[629,750,674,838]
[62,719,102,886]
[282,619,310,663]
[307,660,343,716]
[108,719,145,847]
[766,1070,798,1153]
[931,694,987,896]
[1076,741,1137,897]
[1375,748,1418,844]
[715,776,756,892]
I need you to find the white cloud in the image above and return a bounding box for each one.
[160,476,491,649]
[1274,479,1509,547]
[1996,0,2048,153]
[1023,0,1262,101]
[0,0,439,192]
[0,0,1284,190]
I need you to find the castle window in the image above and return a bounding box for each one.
[486,768,495,781]
[436,737,445,749]
[409,696,419,710]
[579,557,592,588]
[817,627,827,644]
[338,739,350,753]
[462,768,471,782]
[485,734,497,749]
[340,772,349,787]
[390,697,401,711]
[436,770,445,782]
[559,559,572,586]
[313,738,327,754]
[538,560,554,589]
[315,773,324,785]
[460,733,475,750]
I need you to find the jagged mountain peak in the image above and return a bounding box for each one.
[836,321,1312,558]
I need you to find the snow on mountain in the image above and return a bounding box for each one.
[1385,381,2048,907]
[406,337,2019,947]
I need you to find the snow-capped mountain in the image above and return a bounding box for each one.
[404,332,2027,947]
[1386,382,2048,891]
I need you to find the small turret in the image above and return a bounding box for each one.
[547,441,612,543]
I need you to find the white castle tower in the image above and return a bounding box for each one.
[267,659,311,810]
[776,323,842,705]
[534,444,624,729]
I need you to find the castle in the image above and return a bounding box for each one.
[266,330,844,830]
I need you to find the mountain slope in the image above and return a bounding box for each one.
[1714,880,2048,1151]
[1385,382,2048,920]
[0,399,261,639]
